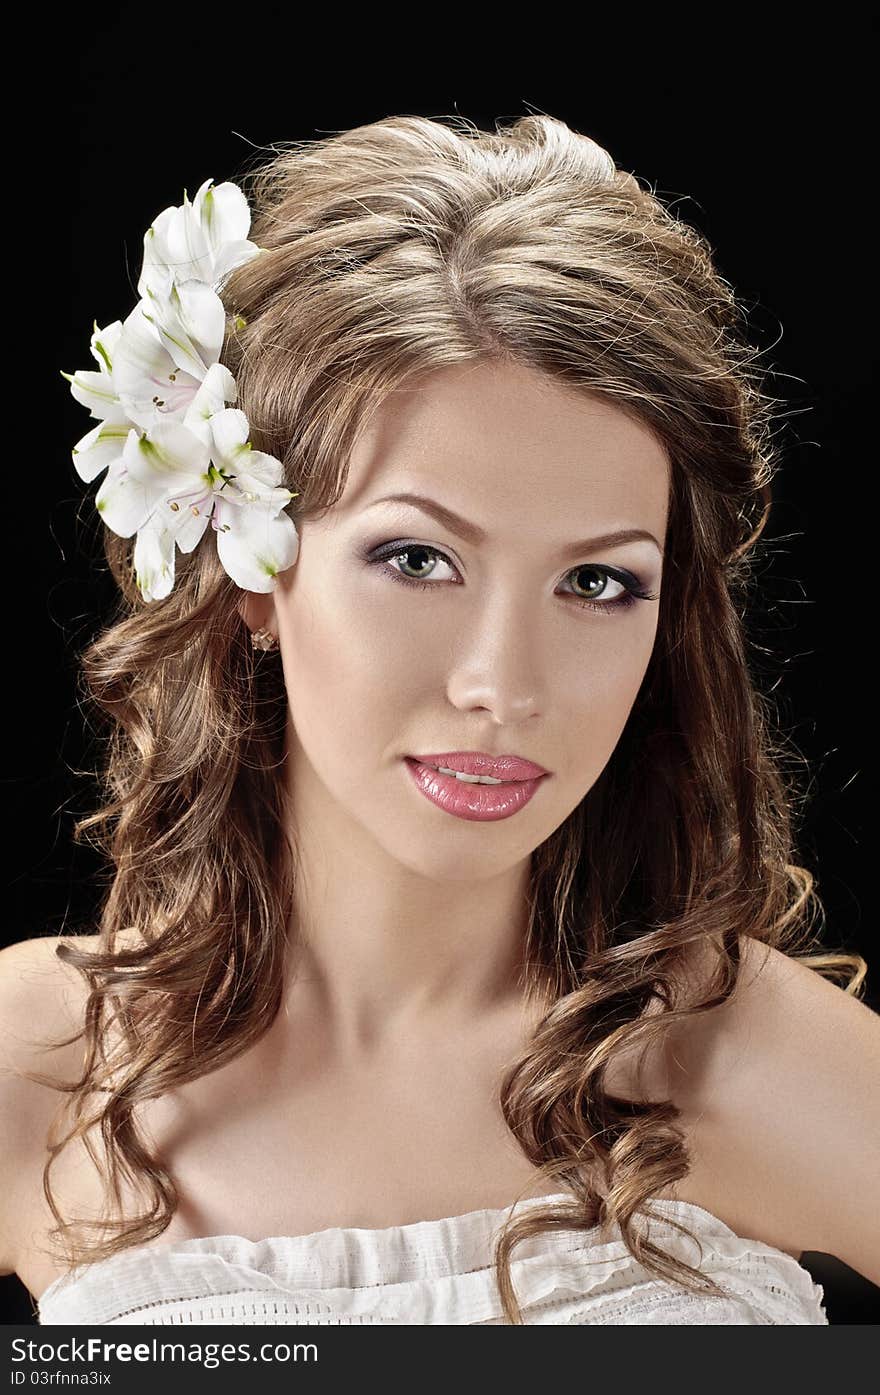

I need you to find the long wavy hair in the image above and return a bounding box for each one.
[31,113,865,1324]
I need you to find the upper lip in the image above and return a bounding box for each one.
[407,751,550,781]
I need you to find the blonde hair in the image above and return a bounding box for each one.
[31,113,865,1324]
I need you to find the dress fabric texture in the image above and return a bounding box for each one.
[37,1194,827,1326]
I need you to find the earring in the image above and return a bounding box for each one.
[251,628,279,652]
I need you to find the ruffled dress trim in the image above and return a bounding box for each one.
[37,1194,827,1326]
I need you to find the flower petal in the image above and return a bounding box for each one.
[138,219,172,301]
[89,319,124,374]
[209,409,287,492]
[174,281,225,367]
[191,180,261,290]
[155,492,213,554]
[171,504,213,554]
[214,500,300,592]
[225,480,294,514]
[210,240,263,291]
[133,513,177,601]
[138,280,221,383]
[138,198,212,296]
[94,453,166,537]
[194,179,253,249]
[231,450,291,498]
[61,368,130,424]
[208,405,249,456]
[183,362,238,450]
[137,257,175,306]
[72,420,130,483]
[122,419,210,488]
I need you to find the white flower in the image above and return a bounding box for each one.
[138,178,263,299]
[62,180,299,602]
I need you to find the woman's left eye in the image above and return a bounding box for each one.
[364,540,656,615]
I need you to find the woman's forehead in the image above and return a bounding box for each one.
[334,362,671,535]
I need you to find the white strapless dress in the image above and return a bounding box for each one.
[37,1194,827,1325]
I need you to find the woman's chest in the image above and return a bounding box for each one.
[18,1028,563,1298]
[15,992,800,1302]
[143,1040,561,1238]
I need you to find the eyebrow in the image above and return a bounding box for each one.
[366,492,663,558]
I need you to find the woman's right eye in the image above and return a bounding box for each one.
[368,542,460,588]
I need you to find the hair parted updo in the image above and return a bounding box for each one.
[32,113,864,1324]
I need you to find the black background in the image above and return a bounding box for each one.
[2,21,874,1324]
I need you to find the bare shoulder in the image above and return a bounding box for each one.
[0,933,95,1084]
[0,933,104,1070]
[0,933,105,1275]
[669,936,880,1283]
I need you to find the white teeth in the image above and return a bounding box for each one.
[435,764,504,785]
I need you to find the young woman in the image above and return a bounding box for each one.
[2,112,877,1326]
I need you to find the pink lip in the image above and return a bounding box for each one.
[407,751,550,780]
[403,757,548,822]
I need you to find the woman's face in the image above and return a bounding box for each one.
[259,360,670,884]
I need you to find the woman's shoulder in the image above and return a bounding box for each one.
[0,929,144,1011]
[667,934,880,1281]
[0,929,146,1090]
[0,933,92,1072]
[0,932,105,1068]
[0,932,123,1276]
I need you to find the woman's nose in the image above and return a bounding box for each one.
[444,592,544,726]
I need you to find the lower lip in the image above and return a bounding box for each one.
[403,758,547,822]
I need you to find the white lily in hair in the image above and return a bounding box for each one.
[61,180,299,602]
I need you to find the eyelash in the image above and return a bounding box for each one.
[363,540,658,615]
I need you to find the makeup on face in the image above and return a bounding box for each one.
[348,488,662,829]
[351,475,662,601]
[276,364,670,890]
[403,756,549,822]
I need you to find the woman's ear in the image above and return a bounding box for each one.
[237,589,276,639]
